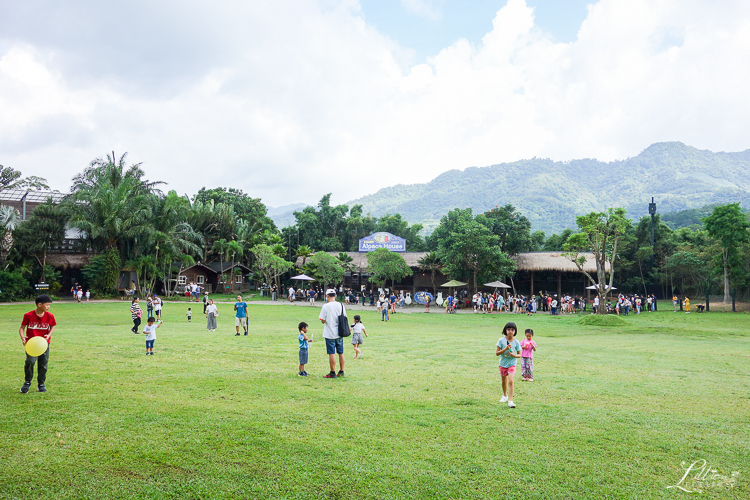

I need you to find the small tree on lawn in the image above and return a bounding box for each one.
[703,203,750,304]
[563,208,630,315]
[367,248,412,290]
[252,244,293,292]
[307,252,345,290]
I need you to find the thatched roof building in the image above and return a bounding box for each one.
[512,252,610,274]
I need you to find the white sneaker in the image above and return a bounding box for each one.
[500,395,509,403]
[508,401,516,408]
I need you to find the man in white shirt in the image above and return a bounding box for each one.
[593,296,600,313]
[319,289,345,378]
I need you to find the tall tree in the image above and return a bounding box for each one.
[66,153,158,292]
[563,208,631,315]
[295,245,314,271]
[703,203,750,304]
[0,206,21,269]
[367,248,413,290]
[417,252,443,296]
[0,165,49,192]
[146,192,203,295]
[252,244,293,291]
[211,239,232,293]
[431,208,515,293]
[12,201,67,282]
[193,187,275,229]
[480,204,533,255]
[305,252,345,289]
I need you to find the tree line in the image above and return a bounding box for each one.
[1,154,749,307]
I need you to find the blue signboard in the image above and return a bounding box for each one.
[358,232,406,252]
[413,291,433,305]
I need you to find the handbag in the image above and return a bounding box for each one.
[337,303,351,337]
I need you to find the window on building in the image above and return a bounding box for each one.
[235,275,243,284]
[196,275,205,284]
[178,276,187,285]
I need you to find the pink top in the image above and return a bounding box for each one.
[520,339,537,358]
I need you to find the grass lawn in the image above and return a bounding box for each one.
[1,302,748,499]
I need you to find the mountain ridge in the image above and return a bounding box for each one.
[270,142,750,234]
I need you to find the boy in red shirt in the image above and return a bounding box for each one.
[18,295,57,394]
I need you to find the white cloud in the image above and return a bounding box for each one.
[1,0,749,210]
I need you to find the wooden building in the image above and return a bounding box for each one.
[512,252,609,298]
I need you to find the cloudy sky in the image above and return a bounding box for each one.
[1,0,748,209]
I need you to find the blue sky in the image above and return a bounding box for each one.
[360,0,592,61]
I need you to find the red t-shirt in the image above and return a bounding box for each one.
[21,311,57,343]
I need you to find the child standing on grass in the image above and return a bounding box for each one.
[496,321,522,408]
[351,315,368,359]
[298,321,312,376]
[186,307,192,322]
[143,317,162,355]
[520,329,537,381]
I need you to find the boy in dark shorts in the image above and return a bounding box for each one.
[298,322,313,376]
[18,295,56,393]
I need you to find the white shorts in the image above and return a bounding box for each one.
[235,317,247,327]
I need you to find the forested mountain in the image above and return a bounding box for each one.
[661,203,750,230]
[269,142,750,234]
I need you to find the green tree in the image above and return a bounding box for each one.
[543,229,574,251]
[211,239,232,293]
[0,205,21,269]
[305,252,345,289]
[563,208,631,315]
[0,164,49,192]
[227,240,244,293]
[703,203,750,304]
[367,248,413,289]
[480,204,533,255]
[336,252,355,273]
[252,244,293,290]
[295,245,314,271]
[12,201,67,282]
[66,153,158,292]
[417,252,443,296]
[193,187,275,229]
[432,208,515,293]
[146,192,203,295]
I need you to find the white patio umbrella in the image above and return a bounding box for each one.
[290,274,315,281]
[585,284,617,290]
[484,280,511,289]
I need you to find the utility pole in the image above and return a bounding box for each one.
[648,197,656,269]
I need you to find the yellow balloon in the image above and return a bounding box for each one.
[25,336,48,357]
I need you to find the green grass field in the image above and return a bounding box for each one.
[1,302,748,499]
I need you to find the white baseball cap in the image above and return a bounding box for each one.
[326,289,337,296]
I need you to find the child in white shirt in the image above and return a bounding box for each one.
[143,317,162,355]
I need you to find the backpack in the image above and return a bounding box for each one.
[338,303,351,337]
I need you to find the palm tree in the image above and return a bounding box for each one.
[226,240,243,292]
[146,192,203,294]
[295,245,314,270]
[12,201,67,281]
[0,205,20,269]
[336,252,355,272]
[211,239,232,294]
[418,252,444,296]
[65,153,158,292]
